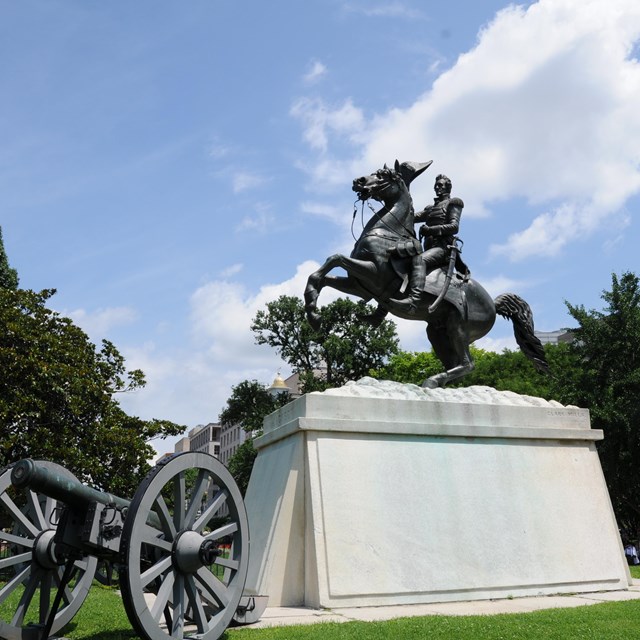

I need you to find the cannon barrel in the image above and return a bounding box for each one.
[11,458,131,512]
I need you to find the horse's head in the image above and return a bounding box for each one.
[352,159,432,204]
[352,164,406,204]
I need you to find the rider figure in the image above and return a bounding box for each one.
[401,173,466,313]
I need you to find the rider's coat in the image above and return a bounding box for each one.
[415,196,464,251]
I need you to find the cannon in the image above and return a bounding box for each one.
[0,452,266,640]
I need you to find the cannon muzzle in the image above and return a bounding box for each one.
[11,458,131,512]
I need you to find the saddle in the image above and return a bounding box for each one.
[390,257,467,316]
[422,268,467,316]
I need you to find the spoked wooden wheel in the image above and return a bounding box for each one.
[0,462,97,640]
[120,452,249,640]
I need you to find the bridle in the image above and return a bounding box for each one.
[351,171,415,241]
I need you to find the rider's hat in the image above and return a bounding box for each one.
[396,160,433,190]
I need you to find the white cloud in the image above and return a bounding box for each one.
[209,141,230,159]
[475,334,518,353]
[301,201,348,226]
[65,306,138,338]
[477,274,532,298]
[232,171,267,193]
[220,263,243,278]
[235,205,275,233]
[118,262,324,456]
[290,97,365,153]
[295,0,640,259]
[189,261,321,361]
[116,258,360,457]
[304,60,328,84]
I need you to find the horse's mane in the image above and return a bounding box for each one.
[379,164,407,188]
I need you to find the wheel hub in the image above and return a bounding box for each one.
[173,530,219,574]
[33,529,61,570]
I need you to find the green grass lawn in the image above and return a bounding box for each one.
[67,567,640,640]
[3,567,640,640]
[58,591,640,640]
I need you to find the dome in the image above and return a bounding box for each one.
[268,372,291,396]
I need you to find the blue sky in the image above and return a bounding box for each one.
[2,0,640,457]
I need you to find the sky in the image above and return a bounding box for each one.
[2,0,640,458]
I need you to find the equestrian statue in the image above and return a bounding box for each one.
[304,160,549,388]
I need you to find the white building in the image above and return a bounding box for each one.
[535,330,574,345]
[219,422,251,466]
[174,422,221,458]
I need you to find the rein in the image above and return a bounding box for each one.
[352,195,415,241]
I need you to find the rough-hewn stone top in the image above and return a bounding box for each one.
[316,377,570,408]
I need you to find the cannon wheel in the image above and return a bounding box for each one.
[120,452,249,640]
[0,462,97,640]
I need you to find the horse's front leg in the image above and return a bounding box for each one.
[305,254,378,329]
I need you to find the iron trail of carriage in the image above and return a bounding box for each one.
[304,160,549,386]
[0,453,266,640]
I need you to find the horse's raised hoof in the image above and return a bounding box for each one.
[304,284,319,307]
[306,311,322,332]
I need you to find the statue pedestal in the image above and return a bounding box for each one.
[243,379,630,608]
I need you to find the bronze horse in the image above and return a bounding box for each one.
[304,161,548,388]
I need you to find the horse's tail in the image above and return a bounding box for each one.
[494,293,550,374]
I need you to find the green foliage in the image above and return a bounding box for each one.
[0,287,183,497]
[227,439,258,496]
[219,380,290,494]
[375,345,575,400]
[372,349,443,385]
[557,272,640,536]
[251,296,399,392]
[0,227,18,290]
[218,380,288,433]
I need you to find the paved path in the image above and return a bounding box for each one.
[239,581,640,630]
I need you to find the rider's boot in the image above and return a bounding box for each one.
[394,257,427,315]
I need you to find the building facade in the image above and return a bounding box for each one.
[535,330,574,345]
[219,423,251,466]
[174,422,221,458]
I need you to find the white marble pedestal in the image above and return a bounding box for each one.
[243,379,630,608]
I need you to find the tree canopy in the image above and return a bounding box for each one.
[218,379,288,434]
[219,379,290,495]
[0,287,183,497]
[0,227,18,290]
[251,295,399,392]
[374,344,574,400]
[557,272,640,538]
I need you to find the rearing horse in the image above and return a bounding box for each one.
[304,160,548,388]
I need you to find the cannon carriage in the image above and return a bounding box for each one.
[0,452,265,640]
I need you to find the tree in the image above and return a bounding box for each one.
[218,379,288,433]
[219,379,291,495]
[375,345,575,400]
[251,296,399,392]
[0,287,183,497]
[227,439,257,496]
[0,226,19,290]
[372,349,443,386]
[557,272,640,538]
